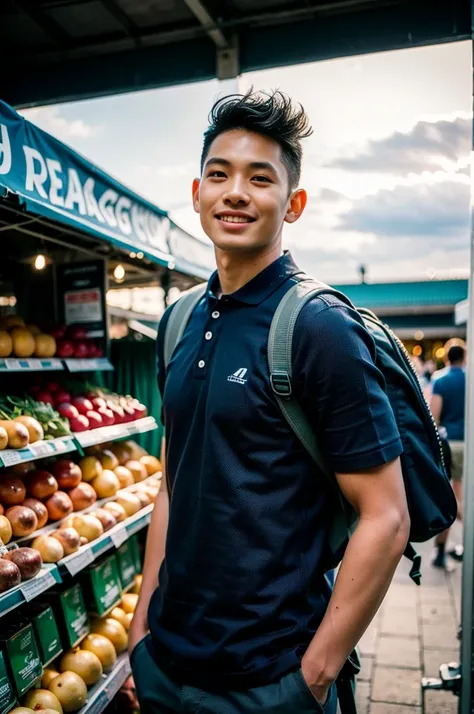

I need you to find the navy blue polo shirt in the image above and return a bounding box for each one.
[148,252,402,690]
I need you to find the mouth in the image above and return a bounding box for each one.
[215,213,256,225]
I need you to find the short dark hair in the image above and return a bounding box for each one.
[201,89,313,190]
[448,345,465,364]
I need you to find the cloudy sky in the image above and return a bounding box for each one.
[23,40,472,283]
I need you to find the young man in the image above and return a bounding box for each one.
[129,90,410,713]
[430,343,466,568]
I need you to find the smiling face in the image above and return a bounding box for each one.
[193,129,307,255]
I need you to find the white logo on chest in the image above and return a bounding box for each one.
[227,368,248,385]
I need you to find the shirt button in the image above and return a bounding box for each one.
[212,311,220,319]
[198,360,205,368]
[205,331,212,340]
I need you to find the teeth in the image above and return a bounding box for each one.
[219,216,251,223]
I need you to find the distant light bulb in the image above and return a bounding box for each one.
[114,264,125,281]
[34,254,46,270]
[137,252,144,259]
[129,252,137,259]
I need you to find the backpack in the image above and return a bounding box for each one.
[163,277,458,585]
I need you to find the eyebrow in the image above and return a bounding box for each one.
[204,157,278,174]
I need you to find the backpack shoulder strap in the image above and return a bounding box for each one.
[268,277,351,475]
[163,283,207,370]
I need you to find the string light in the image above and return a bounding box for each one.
[34,254,46,271]
[113,264,125,282]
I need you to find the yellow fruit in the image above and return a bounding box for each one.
[116,492,141,517]
[9,708,35,714]
[42,667,61,688]
[109,442,133,465]
[11,328,35,357]
[110,606,130,631]
[123,440,146,460]
[82,633,117,672]
[0,331,12,357]
[103,501,127,523]
[26,324,41,336]
[125,612,133,628]
[140,455,161,476]
[114,465,134,489]
[78,456,103,482]
[34,334,56,358]
[91,469,119,499]
[121,593,138,614]
[125,460,147,483]
[23,689,63,713]
[97,449,119,471]
[91,617,128,653]
[60,648,103,686]
[0,514,12,544]
[48,671,87,712]
[132,574,142,594]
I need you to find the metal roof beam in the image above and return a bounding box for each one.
[14,0,70,47]
[182,0,229,48]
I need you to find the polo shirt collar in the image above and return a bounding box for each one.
[206,251,302,306]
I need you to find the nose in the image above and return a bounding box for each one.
[222,176,250,206]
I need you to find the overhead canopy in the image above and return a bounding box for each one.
[0,100,214,281]
[1,0,469,108]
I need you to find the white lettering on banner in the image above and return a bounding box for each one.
[98,188,118,227]
[47,158,65,207]
[64,168,87,214]
[115,196,132,235]
[24,146,48,198]
[83,177,105,223]
[131,203,148,243]
[0,124,11,175]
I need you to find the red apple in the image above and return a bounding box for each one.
[86,411,103,429]
[36,390,54,405]
[69,415,89,432]
[49,325,66,340]
[54,390,71,404]
[46,381,61,393]
[51,459,82,489]
[57,339,75,358]
[91,397,106,410]
[68,326,87,340]
[97,407,114,426]
[57,402,79,420]
[71,397,93,415]
[74,341,89,358]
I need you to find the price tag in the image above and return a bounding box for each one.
[54,439,68,454]
[110,527,127,549]
[85,689,108,714]
[1,450,23,467]
[105,660,130,700]
[20,570,56,602]
[5,359,21,370]
[27,359,42,369]
[64,547,94,576]
[32,441,53,458]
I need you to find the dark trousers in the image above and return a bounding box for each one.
[131,636,337,714]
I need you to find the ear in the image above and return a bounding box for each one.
[192,178,200,214]
[284,188,307,224]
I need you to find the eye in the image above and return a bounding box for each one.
[252,175,272,183]
[208,170,227,178]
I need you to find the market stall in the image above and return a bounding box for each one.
[0,99,212,714]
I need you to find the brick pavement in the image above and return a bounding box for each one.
[355,526,462,714]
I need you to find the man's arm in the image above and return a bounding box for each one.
[430,393,443,426]
[128,437,169,654]
[302,457,410,703]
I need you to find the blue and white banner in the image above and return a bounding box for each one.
[0,100,213,279]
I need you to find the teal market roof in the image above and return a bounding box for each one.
[333,280,469,310]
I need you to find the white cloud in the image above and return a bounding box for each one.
[20,107,101,142]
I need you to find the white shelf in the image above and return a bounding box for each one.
[0,435,77,467]
[75,416,157,448]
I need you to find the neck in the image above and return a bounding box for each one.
[215,243,283,295]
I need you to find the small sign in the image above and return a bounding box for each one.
[20,571,56,603]
[110,527,127,549]
[31,441,53,458]
[86,689,109,714]
[0,451,22,467]
[65,288,103,325]
[0,358,63,372]
[64,358,114,373]
[64,547,94,577]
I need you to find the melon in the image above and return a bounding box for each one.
[0,330,12,357]
[81,633,116,672]
[11,327,35,357]
[91,617,128,653]
[35,334,57,358]
[60,648,103,686]
[48,672,87,712]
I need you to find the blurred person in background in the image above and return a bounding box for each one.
[430,343,466,568]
